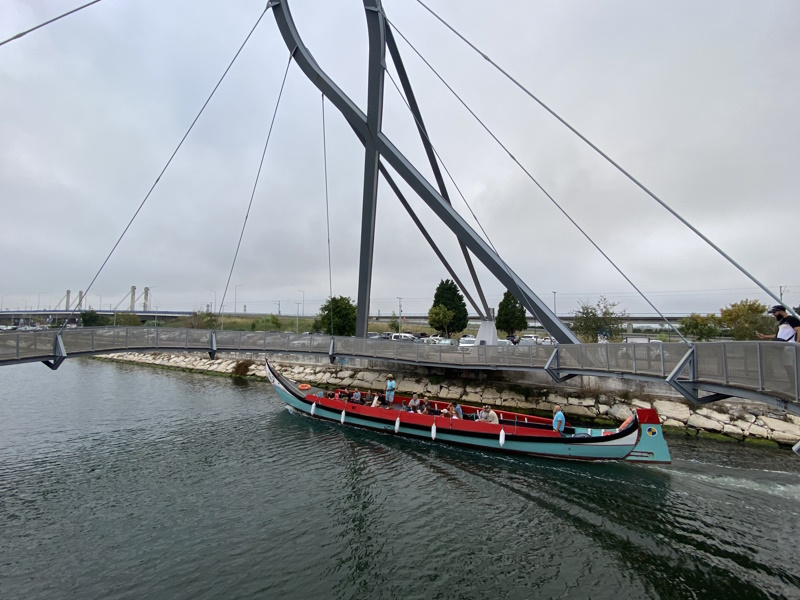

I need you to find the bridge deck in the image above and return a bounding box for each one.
[1,327,797,416]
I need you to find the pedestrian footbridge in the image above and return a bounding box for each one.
[2,327,798,417]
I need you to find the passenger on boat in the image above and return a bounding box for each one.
[371,393,390,408]
[341,389,351,400]
[407,393,421,412]
[352,389,362,404]
[452,401,464,419]
[421,398,442,416]
[385,375,396,406]
[552,404,565,435]
[478,405,499,425]
[441,402,459,419]
[334,391,340,400]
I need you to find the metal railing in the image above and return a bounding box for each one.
[0,328,797,405]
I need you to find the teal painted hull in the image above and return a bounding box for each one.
[267,361,670,463]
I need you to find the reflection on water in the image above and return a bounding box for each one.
[1,359,799,600]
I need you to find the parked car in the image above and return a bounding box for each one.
[391,333,416,342]
[459,338,476,348]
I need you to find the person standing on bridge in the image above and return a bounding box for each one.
[757,305,800,343]
[757,305,800,388]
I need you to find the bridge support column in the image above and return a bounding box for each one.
[209,330,217,360]
[42,332,67,371]
[667,346,729,404]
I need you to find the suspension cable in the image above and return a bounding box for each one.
[410,0,791,319]
[216,51,293,331]
[386,20,688,343]
[321,95,335,336]
[58,6,271,334]
[0,0,104,48]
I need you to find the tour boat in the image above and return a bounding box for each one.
[265,359,671,463]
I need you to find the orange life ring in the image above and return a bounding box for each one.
[619,415,634,430]
[298,384,311,391]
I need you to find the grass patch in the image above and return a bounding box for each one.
[696,430,739,443]
[743,437,780,448]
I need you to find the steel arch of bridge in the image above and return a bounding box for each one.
[267,0,578,344]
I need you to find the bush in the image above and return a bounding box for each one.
[232,359,254,377]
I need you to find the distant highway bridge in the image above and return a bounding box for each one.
[1,309,696,327]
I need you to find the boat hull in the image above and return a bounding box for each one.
[266,360,670,463]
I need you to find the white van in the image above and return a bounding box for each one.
[391,333,416,342]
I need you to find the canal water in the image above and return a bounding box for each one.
[1,359,799,599]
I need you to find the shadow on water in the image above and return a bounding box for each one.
[271,408,800,600]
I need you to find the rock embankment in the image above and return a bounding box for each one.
[96,352,800,447]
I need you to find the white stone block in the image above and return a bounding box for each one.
[608,404,633,421]
[722,424,744,438]
[760,416,800,437]
[772,430,800,445]
[653,400,691,423]
[748,424,770,439]
[567,397,596,407]
[662,419,685,428]
[696,408,730,423]
[630,399,652,409]
[462,392,483,403]
[500,390,525,402]
[397,380,426,394]
[687,414,723,432]
[563,405,596,418]
[424,384,442,397]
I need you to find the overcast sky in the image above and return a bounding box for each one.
[2,0,799,320]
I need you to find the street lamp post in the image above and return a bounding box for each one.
[296,302,301,334]
[552,291,557,317]
[37,292,47,311]
[235,284,243,315]
[298,289,304,318]
[220,304,225,330]
[209,290,217,313]
[397,297,402,333]
[274,300,281,316]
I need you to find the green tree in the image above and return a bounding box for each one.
[187,310,215,329]
[80,310,110,327]
[679,313,721,341]
[571,296,626,342]
[496,291,527,336]
[719,299,773,340]
[317,296,357,336]
[428,305,455,338]
[430,279,468,336]
[388,311,399,333]
[250,314,282,331]
[113,312,142,326]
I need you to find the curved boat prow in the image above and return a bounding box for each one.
[624,408,671,464]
